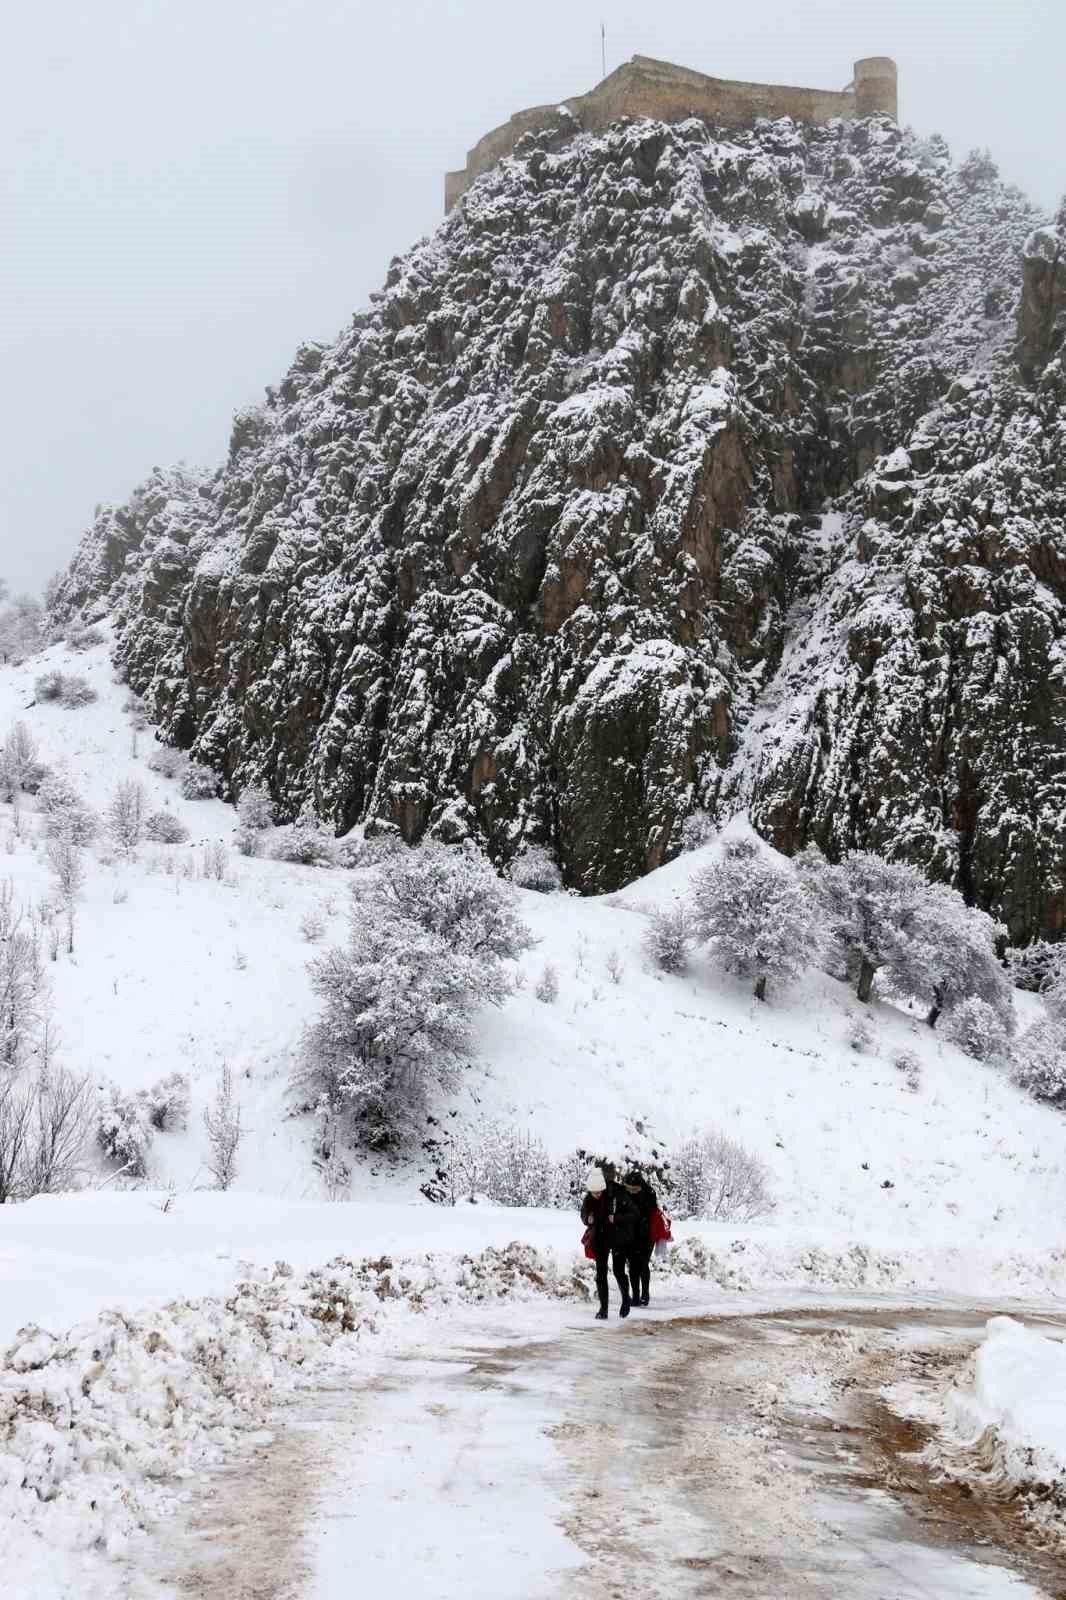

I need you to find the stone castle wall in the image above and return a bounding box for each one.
[445,54,897,211]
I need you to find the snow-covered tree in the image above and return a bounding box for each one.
[807,851,929,1002]
[203,1063,242,1189]
[237,784,275,832]
[144,809,189,844]
[298,845,530,1145]
[1012,1017,1066,1106]
[0,723,46,800]
[885,883,1012,1030]
[37,772,98,845]
[107,779,147,856]
[356,843,533,987]
[690,844,820,1001]
[0,884,39,1069]
[180,761,218,800]
[668,1130,773,1221]
[0,594,44,664]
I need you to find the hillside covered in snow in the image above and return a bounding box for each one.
[48,112,1066,943]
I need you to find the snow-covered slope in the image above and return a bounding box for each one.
[2,638,1063,1252]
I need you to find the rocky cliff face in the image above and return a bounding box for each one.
[54,115,1066,938]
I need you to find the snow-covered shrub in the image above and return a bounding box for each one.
[140,1071,191,1132]
[605,949,624,985]
[45,833,85,907]
[451,1119,555,1206]
[806,850,929,1001]
[106,778,147,856]
[508,844,563,893]
[38,672,97,708]
[0,593,44,664]
[34,670,66,702]
[669,1130,774,1222]
[144,809,189,844]
[336,831,405,870]
[642,906,690,975]
[65,623,105,652]
[1012,1019,1066,1107]
[534,962,559,1003]
[1009,940,1060,994]
[299,910,326,943]
[296,845,531,1145]
[235,826,261,858]
[203,1063,242,1188]
[37,772,98,846]
[942,996,1012,1062]
[96,1083,153,1177]
[690,847,820,1001]
[680,809,716,852]
[893,1048,922,1092]
[147,746,187,781]
[202,840,228,881]
[270,818,338,867]
[122,693,148,728]
[237,784,275,832]
[847,1013,876,1054]
[180,760,218,800]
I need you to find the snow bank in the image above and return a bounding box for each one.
[1,1243,586,1590]
[944,1316,1066,1496]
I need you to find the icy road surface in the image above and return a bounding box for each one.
[154,1300,1066,1600]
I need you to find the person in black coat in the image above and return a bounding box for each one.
[620,1170,657,1307]
[580,1165,634,1318]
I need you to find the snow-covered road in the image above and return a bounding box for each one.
[143,1299,1066,1600]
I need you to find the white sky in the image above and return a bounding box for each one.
[2,0,1063,593]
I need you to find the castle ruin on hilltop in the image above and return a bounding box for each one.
[445,54,898,210]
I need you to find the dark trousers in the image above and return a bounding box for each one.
[628,1243,651,1304]
[594,1247,631,1310]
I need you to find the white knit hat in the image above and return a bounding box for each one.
[585,1166,606,1194]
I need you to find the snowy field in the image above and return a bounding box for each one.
[4,633,1066,1595]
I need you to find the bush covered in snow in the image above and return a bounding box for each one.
[680,809,716,852]
[534,962,559,1003]
[508,844,563,893]
[942,996,1012,1063]
[642,906,690,975]
[144,809,189,844]
[106,779,147,856]
[847,1013,876,1054]
[35,670,97,709]
[141,1071,191,1132]
[450,1119,556,1206]
[236,784,275,832]
[296,844,531,1145]
[1011,1019,1066,1107]
[270,816,338,867]
[668,1130,774,1222]
[64,623,105,652]
[690,841,819,1001]
[180,761,218,800]
[146,746,187,780]
[96,1084,154,1178]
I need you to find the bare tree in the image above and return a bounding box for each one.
[107,779,147,857]
[26,1064,94,1194]
[0,1074,34,1202]
[203,1063,242,1189]
[0,882,39,1066]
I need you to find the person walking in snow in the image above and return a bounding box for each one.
[620,1170,656,1308]
[581,1165,633,1319]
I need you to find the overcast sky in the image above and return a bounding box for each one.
[3,0,1063,594]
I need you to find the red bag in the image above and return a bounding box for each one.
[581,1225,596,1260]
[649,1206,672,1245]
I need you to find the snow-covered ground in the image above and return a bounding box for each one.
[4,632,1066,1595]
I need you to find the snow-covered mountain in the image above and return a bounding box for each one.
[49,113,1066,941]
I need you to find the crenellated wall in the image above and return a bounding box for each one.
[445,54,898,210]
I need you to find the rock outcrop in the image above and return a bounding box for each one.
[52,115,1066,938]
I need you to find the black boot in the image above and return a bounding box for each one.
[619,1299,630,1318]
[594,1307,608,1320]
